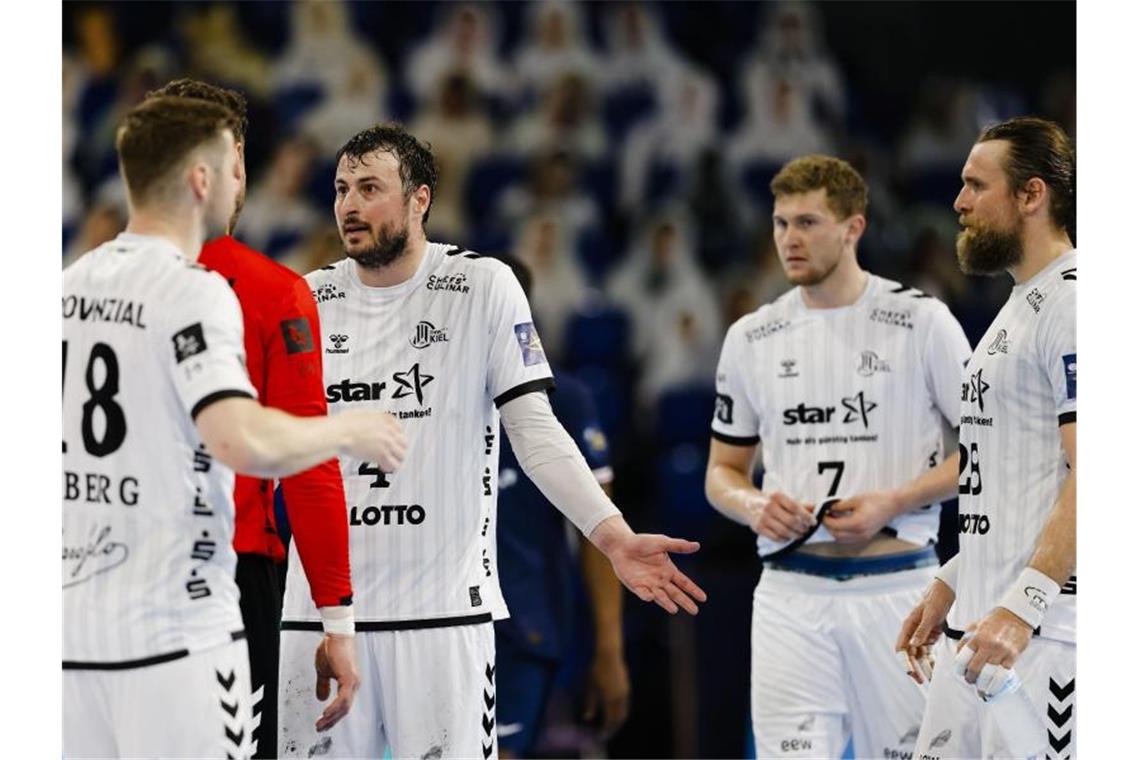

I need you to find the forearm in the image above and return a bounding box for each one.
[704,462,760,527]
[1028,470,1076,584]
[580,540,624,655]
[891,451,960,515]
[500,393,621,538]
[220,401,350,478]
[280,462,354,608]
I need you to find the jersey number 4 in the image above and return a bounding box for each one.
[62,341,127,457]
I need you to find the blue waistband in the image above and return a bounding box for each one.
[769,545,938,581]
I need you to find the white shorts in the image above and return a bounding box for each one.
[751,564,935,759]
[63,638,255,759]
[279,621,496,759]
[915,634,1075,760]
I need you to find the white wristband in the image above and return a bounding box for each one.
[998,567,1060,630]
[319,605,355,637]
[934,555,960,594]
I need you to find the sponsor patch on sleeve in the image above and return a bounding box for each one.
[513,322,547,367]
[280,318,315,355]
[172,323,207,363]
[1063,353,1076,400]
[715,393,735,425]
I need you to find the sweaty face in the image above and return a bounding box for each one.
[204,129,242,241]
[772,189,851,287]
[953,141,1024,276]
[334,150,411,269]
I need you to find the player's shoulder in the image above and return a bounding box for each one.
[424,241,515,296]
[303,257,352,305]
[202,236,306,293]
[868,274,957,326]
[725,288,798,347]
[1030,251,1077,322]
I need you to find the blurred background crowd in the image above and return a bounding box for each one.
[62,2,1075,757]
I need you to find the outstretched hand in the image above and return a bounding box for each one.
[607,533,707,615]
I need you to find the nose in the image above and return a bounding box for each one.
[953,186,969,215]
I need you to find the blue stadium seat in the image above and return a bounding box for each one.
[305,158,338,209]
[464,156,526,227]
[907,168,965,206]
[562,305,631,368]
[601,85,658,144]
[273,85,325,132]
[655,384,717,447]
[570,364,632,451]
[739,161,784,211]
[656,442,713,541]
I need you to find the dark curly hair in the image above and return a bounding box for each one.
[335,123,439,226]
[145,78,249,143]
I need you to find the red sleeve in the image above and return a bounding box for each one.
[265,277,354,608]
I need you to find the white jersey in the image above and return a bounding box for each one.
[283,243,554,625]
[62,233,256,665]
[711,274,971,556]
[950,250,1076,642]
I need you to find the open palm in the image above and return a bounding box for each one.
[609,534,707,614]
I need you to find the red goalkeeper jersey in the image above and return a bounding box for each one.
[199,236,352,607]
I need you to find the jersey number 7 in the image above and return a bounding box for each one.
[818,460,846,498]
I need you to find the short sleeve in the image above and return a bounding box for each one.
[1037,285,1077,426]
[168,271,257,419]
[486,265,555,406]
[922,302,973,425]
[710,323,761,446]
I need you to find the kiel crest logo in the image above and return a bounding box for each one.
[961,368,990,412]
[392,363,434,405]
[986,329,1010,355]
[327,333,349,354]
[410,320,449,349]
[778,359,799,378]
[841,391,877,428]
[857,350,891,377]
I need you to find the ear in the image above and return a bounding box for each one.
[845,214,867,246]
[411,184,431,225]
[189,161,210,202]
[1018,177,1048,217]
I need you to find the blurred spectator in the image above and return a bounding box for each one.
[405,3,512,106]
[63,202,127,269]
[272,0,385,99]
[739,2,846,128]
[506,72,608,162]
[512,214,591,361]
[716,223,790,325]
[513,0,601,102]
[607,209,722,408]
[76,46,177,190]
[598,2,687,97]
[410,72,495,244]
[619,65,720,212]
[299,51,388,157]
[63,53,86,242]
[179,4,270,97]
[686,147,751,273]
[897,77,981,173]
[498,150,602,249]
[235,135,322,259]
[727,76,831,169]
[279,224,346,276]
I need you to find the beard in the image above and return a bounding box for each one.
[785,254,841,287]
[226,187,246,236]
[344,219,410,269]
[955,220,1024,276]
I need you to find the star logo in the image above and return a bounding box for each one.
[841,391,877,428]
[392,363,434,405]
[962,368,990,412]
